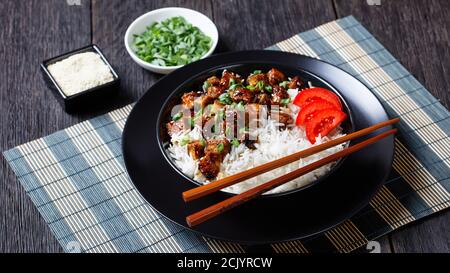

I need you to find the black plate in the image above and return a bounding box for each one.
[122,50,394,245]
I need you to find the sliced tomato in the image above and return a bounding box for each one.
[293,87,342,110]
[305,109,347,144]
[296,98,338,126]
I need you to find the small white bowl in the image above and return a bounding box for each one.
[124,7,219,74]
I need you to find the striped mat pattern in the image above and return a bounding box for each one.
[3,16,449,253]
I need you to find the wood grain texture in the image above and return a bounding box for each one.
[390,210,450,253]
[91,0,213,105]
[334,0,450,254]
[333,0,450,109]
[0,0,91,252]
[212,0,336,51]
[353,236,392,253]
[0,0,447,253]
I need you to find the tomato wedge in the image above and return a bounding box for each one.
[293,87,342,110]
[305,109,347,144]
[296,98,338,126]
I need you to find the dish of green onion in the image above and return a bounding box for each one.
[132,16,212,67]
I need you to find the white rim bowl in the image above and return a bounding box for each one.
[124,7,219,74]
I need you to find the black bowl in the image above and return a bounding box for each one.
[122,50,394,244]
[156,63,355,198]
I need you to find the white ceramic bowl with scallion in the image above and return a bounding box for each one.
[124,7,219,74]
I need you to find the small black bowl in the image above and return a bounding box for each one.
[40,44,120,113]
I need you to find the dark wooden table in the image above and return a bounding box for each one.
[1,0,449,253]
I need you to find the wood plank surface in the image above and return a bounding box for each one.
[0,0,91,252]
[0,0,448,253]
[91,0,213,105]
[333,0,450,109]
[334,0,450,254]
[211,0,336,51]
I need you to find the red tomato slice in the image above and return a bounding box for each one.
[293,87,342,110]
[296,98,338,126]
[305,109,347,144]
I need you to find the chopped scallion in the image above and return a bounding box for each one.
[202,81,211,92]
[218,93,233,105]
[180,136,190,146]
[231,139,240,147]
[217,143,224,153]
[256,81,265,90]
[280,98,291,106]
[279,81,289,88]
[132,16,212,67]
[246,85,256,91]
[172,112,183,121]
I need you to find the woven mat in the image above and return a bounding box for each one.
[4,16,449,253]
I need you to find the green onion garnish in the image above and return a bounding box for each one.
[252,70,262,75]
[246,85,256,91]
[180,136,190,146]
[218,93,233,105]
[279,81,289,88]
[256,81,265,90]
[235,101,245,111]
[228,83,243,91]
[231,139,240,147]
[172,112,183,121]
[265,85,273,92]
[202,81,211,92]
[217,143,224,153]
[132,16,212,67]
[280,98,291,106]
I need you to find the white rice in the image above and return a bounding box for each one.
[167,88,346,194]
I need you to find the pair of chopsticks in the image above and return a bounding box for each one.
[183,118,400,227]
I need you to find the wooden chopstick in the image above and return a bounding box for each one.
[186,128,397,227]
[182,118,400,202]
